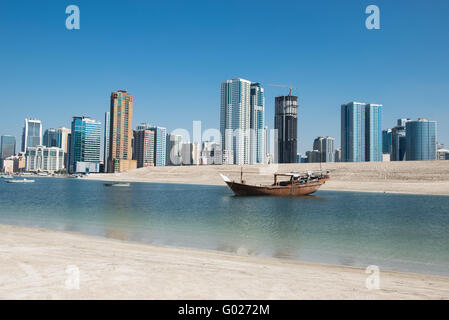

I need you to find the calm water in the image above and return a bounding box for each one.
[1,177,448,276]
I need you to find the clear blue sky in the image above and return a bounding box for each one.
[1,0,448,154]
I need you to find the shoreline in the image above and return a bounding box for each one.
[7,161,449,196]
[81,161,449,196]
[1,224,448,299]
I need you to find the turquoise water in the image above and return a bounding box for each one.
[1,177,448,276]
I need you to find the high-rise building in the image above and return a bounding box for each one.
[1,135,16,160]
[22,118,42,152]
[365,104,383,162]
[341,102,382,162]
[57,127,71,170]
[405,118,437,161]
[250,82,265,164]
[103,112,110,173]
[151,126,166,166]
[133,129,155,168]
[69,116,101,173]
[135,123,166,167]
[220,78,251,165]
[109,90,137,172]
[391,124,407,161]
[382,129,392,154]
[57,127,71,153]
[275,95,298,163]
[43,128,59,147]
[25,146,64,172]
[166,133,182,166]
[313,136,335,162]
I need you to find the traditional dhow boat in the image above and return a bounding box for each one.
[220,171,329,196]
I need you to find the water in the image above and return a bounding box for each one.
[1,177,448,276]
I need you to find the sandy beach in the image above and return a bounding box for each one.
[85,161,449,195]
[0,225,448,300]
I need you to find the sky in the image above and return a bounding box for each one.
[1,0,449,154]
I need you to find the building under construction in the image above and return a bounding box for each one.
[274,95,298,163]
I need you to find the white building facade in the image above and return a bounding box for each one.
[220,78,251,165]
[25,145,64,172]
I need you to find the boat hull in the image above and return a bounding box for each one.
[225,180,325,196]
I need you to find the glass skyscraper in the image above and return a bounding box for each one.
[22,118,42,152]
[69,116,101,173]
[250,82,265,164]
[365,104,382,162]
[382,129,392,154]
[313,136,335,162]
[390,119,410,161]
[152,126,166,166]
[341,102,382,162]
[405,118,437,161]
[220,78,251,165]
[1,135,16,160]
[43,128,59,147]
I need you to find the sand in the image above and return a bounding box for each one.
[85,161,449,195]
[0,225,448,300]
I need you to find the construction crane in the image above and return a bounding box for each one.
[267,84,297,96]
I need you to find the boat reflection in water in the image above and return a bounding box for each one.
[104,182,131,187]
[220,170,329,197]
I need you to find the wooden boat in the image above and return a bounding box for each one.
[220,171,329,196]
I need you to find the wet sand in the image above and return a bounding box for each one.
[1,225,448,300]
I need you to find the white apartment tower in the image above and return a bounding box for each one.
[22,118,43,152]
[220,78,252,165]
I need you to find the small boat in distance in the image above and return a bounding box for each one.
[104,182,131,187]
[6,178,35,184]
[1,175,13,179]
[220,170,329,197]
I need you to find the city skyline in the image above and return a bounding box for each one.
[1,1,449,154]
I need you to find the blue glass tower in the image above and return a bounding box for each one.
[69,116,101,173]
[365,104,382,162]
[341,102,365,162]
[341,102,382,162]
[1,135,16,160]
[382,129,392,154]
[405,118,437,161]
